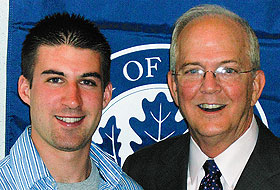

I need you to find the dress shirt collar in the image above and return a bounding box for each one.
[189,134,208,184]
[189,115,259,189]
[10,126,54,189]
[90,142,123,188]
[9,126,126,189]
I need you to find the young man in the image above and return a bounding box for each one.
[123,5,280,190]
[0,13,142,190]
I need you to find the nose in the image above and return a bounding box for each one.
[203,71,216,78]
[199,71,221,94]
[62,82,83,109]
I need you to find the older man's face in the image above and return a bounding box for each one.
[168,16,264,146]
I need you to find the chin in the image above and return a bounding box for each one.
[202,131,224,138]
[195,125,226,138]
[52,139,89,152]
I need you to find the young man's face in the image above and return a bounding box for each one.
[18,44,112,152]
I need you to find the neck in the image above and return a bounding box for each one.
[33,138,92,183]
[193,136,234,158]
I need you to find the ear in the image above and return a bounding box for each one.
[167,71,179,106]
[18,75,31,106]
[102,82,112,109]
[251,70,265,106]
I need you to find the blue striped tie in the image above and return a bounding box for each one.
[199,160,223,190]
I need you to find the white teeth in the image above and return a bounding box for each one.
[199,104,224,109]
[56,116,84,123]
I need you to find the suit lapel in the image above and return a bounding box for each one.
[235,116,280,190]
[152,116,279,190]
[156,133,190,190]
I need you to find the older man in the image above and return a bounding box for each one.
[123,4,280,190]
[0,13,142,189]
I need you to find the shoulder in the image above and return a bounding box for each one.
[122,133,190,189]
[99,173,143,190]
[256,116,280,149]
[111,173,143,190]
[90,143,143,189]
[123,133,190,173]
[0,155,17,189]
[0,127,53,189]
[0,154,11,168]
[253,116,280,172]
[126,133,189,161]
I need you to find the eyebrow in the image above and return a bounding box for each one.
[220,60,239,64]
[179,60,239,69]
[41,69,102,79]
[41,70,64,76]
[82,72,101,80]
[179,62,201,70]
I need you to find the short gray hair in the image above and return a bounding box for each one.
[170,4,260,73]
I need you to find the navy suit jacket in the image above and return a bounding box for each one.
[123,116,280,190]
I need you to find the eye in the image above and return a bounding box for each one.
[185,69,204,75]
[217,67,238,74]
[80,79,97,87]
[47,77,63,83]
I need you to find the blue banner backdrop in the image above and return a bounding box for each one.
[6,0,280,166]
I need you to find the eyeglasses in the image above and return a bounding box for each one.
[172,66,258,83]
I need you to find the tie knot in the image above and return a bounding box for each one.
[203,160,221,177]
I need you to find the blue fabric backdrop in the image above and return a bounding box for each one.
[6,0,280,165]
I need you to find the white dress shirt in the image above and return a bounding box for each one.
[187,116,259,190]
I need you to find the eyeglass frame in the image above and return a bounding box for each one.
[172,66,258,83]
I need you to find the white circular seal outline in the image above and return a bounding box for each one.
[111,44,170,60]
[110,43,268,127]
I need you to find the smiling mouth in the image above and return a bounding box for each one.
[55,116,85,123]
[198,104,226,112]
